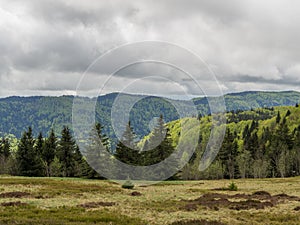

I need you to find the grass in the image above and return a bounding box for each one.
[0,176,300,224]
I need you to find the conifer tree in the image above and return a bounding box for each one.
[0,138,10,159]
[16,127,44,176]
[218,129,238,179]
[42,129,57,177]
[0,138,11,174]
[86,122,110,178]
[115,121,139,165]
[35,132,44,155]
[114,121,140,179]
[276,111,281,124]
[141,115,178,180]
[57,126,77,177]
[73,145,87,177]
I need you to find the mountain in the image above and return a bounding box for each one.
[166,104,300,179]
[0,91,299,141]
[193,91,300,114]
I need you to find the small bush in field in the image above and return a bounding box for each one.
[122,178,134,189]
[228,182,238,191]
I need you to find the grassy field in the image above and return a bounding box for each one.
[0,176,300,225]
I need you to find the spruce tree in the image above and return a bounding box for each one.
[73,145,86,177]
[276,111,281,124]
[141,115,178,180]
[35,132,44,156]
[16,127,44,176]
[218,129,237,179]
[115,121,140,179]
[115,121,139,165]
[86,123,110,178]
[42,129,57,177]
[0,138,10,174]
[0,138,10,159]
[57,126,77,177]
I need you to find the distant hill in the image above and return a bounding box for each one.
[193,91,300,114]
[0,91,299,141]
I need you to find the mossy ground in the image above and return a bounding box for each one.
[0,176,300,224]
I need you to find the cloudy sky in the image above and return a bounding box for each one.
[0,0,300,97]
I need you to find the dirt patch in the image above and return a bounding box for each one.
[181,191,300,211]
[78,201,116,209]
[229,199,274,211]
[252,191,271,196]
[294,206,300,211]
[0,201,28,207]
[0,192,31,198]
[179,203,198,211]
[131,191,142,196]
[170,219,226,225]
[34,194,52,199]
[273,193,300,202]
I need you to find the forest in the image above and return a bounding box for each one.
[1,104,300,180]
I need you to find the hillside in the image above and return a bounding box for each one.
[0,91,300,141]
[167,104,300,179]
[1,97,300,180]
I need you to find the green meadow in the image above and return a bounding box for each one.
[0,176,300,225]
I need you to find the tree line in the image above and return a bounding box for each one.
[0,115,177,179]
[1,110,300,180]
[182,109,300,180]
[0,126,93,178]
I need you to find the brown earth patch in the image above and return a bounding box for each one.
[179,203,198,211]
[0,192,31,198]
[181,191,300,211]
[0,201,28,207]
[78,201,116,209]
[273,193,300,202]
[294,206,300,211]
[131,191,142,196]
[170,219,226,225]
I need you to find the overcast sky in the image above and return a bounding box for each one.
[0,0,300,97]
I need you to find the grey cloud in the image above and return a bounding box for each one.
[225,74,300,87]
[0,0,300,97]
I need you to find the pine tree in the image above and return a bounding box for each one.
[141,115,178,180]
[73,145,86,177]
[267,119,293,177]
[86,123,111,178]
[276,111,281,124]
[115,121,139,165]
[57,126,77,177]
[35,132,44,156]
[0,138,11,174]
[115,121,140,179]
[16,127,44,176]
[42,129,57,177]
[218,129,238,179]
[292,129,300,176]
[0,138,10,159]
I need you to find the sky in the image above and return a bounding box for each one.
[0,0,300,98]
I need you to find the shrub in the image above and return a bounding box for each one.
[122,178,134,189]
[228,182,238,191]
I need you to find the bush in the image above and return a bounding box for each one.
[122,178,134,189]
[228,182,238,191]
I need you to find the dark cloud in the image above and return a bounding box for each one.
[0,0,300,97]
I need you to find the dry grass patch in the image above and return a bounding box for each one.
[0,176,300,225]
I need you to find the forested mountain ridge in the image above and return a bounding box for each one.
[193,90,300,114]
[168,105,300,179]
[0,91,300,140]
[2,102,300,179]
